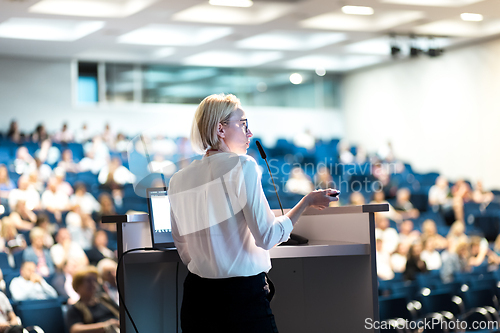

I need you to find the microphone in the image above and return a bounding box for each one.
[255,140,284,216]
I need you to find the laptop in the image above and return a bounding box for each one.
[146,187,176,249]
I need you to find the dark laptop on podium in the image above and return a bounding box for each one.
[146,187,176,249]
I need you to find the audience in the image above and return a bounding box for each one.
[285,167,314,195]
[404,242,428,281]
[9,261,58,301]
[97,259,119,306]
[51,228,88,270]
[440,241,470,283]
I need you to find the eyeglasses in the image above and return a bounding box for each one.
[222,119,249,134]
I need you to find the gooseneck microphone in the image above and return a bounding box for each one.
[255,140,284,216]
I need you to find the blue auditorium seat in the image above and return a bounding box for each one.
[67,143,84,161]
[14,298,68,333]
[379,295,415,321]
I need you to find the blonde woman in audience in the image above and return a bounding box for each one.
[391,242,409,273]
[468,235,489,267]
[421,219,448,250]
[8,199,36,231]
[421,237,442,271]
[41,176,70,222]
[472,180,495,205]
[393,188,419,219]
[12,146,35,175]
[447,221,468,253]
[285,167,314,195]
[1,217,25,252]
[70,183,101,215]
[440,241,470,283]
[7,175,40,211]
[66,205,96,250]
[349,192,365,206]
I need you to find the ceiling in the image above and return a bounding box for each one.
[0,0,499,72]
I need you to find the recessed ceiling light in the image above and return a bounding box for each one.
[209,0,253,7]
[183,51,282,67]
[117,24,232,46]
[29,0,157,18]
[289,73,303,84]
[341,6,374,16]
[315,67,326,76]
[0,18,104,41]
[236,31,346,50]
[461,13,483,22]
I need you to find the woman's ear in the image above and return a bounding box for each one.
[217,122,225,138]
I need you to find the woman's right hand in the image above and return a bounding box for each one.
[305,189,340,210]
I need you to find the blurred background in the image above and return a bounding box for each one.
[1,0,500,332]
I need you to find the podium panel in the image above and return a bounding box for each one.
[113,204,387,333]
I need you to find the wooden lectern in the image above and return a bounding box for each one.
[110,203,387,333]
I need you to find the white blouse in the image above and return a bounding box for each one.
[169,153,293,279]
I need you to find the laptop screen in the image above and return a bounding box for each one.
[147,187,175,248]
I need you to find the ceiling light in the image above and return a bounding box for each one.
[0,18,104,41]
[117,24,232,46]
[209,0,253,7]
[289,73,303,84]
[236,31,346,51]
[341,6,374,16]
[183,51,282,67]
[461,13,484,22]
[29,0,157,18]
[315,67,326,76]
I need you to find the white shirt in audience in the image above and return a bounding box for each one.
[375,227,400,254]
[41,190,70,211]
[390,253,407,273]
[421,250,442,270]
[70,193,101,215]
[376,249,395,280]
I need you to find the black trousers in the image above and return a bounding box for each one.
[181,272,279,333]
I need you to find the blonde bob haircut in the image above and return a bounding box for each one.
[190,93,240,154]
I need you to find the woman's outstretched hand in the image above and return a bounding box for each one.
[305,189,340,210]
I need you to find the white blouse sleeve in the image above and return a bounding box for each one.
[238,157,293,250]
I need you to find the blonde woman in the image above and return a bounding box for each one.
[169,94,339,333]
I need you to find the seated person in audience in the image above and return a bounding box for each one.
[51,260,83,305]
[285,167,314,196]
[98,157,135,192]
[114,133,129,154]
[6,120,21,143]
[8,199,36,231]
[375,215,399,254]
[472,180,495,205]
[12,146,35,176]
[468,235,489,267]
[58,149,80,174]
[9,261,58,301]
[421,219,448,250]
[337,140,354,164]
[53,122,74,144]
[95,193,117,232]
[451,180,472,222]
[7,175,40,212]
[102,123,115,149]
[51,228,89,271]
[393,188,419,219]
[0,164,15,206]
[0,289,24,333]
[23,227,56,277]
[398,220,420,247]
[370,191,402,222]
[440,241,470,283]
[420,237,442,271]
[35,213,55,248]
[66,266,119,333]
[35,138,61,166]
[31,123,49,143]
[1,217,26,253]
[70,183,101,215]
[54,167,74,196]
[349,192,365,206]
[97,259,119,306]
[0,269,6,293]
[75,123,92,144]
[313,166,334,190]
[376,238,394,281]
[41,177,70,223]
[27,168,44,194]
[66,205,96,250]
[404,241,427,281]
[391,242,409,273]
[446,220,468,253]
[86,230,116,266]
[78,150,102,175]
[34,157,52,185]
[428,176,455,225]
[372,163,390,189]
